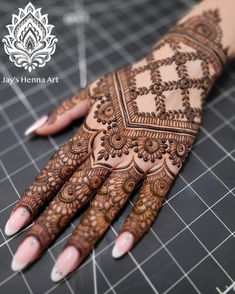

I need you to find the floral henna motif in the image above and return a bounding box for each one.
[120,160,175,242]
[23,155,113,250]
[167,137,192,167]
[12,123,99,218]
[133,137,167,162]
[64,160,144,260]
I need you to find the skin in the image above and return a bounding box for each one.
[5,0,235,283]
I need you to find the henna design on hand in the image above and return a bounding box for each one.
[64,159,144,261]
[119,159,176,242]
[23,155,112,250]
[12,123,99,218]
[47,77,110,125]
[10,9,229,276]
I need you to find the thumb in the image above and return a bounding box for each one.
[25,89,91,136]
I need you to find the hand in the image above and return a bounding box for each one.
[4,7,228,282]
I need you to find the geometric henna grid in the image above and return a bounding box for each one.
[93,9,227,167]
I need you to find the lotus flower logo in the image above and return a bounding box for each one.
[2,2,58,72]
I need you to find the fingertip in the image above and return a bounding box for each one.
[112,232,134,259]
[24,115,48,137]
[51,246,80,282]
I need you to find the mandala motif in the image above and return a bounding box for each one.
[98,126,133,160]
[93,99,116,125]
[2,2,57,72]
[133,137,167,162]
[167,138,192,167]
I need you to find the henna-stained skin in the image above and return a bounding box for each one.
[12,123,99,219]
[8,8,229,278]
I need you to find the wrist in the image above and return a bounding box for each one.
[178,0,235,60]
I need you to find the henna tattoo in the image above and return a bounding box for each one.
[90,9,226,168]
[64,160,144,260]
[47,88,90,125]
[13,9,228,266]
[47,75,111,125]
[133,137,167,162]
[12,124,99,218]
[23,155,113,250]
[120,160,175,242]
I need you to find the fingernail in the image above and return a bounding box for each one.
[24,115,48,136]
[5,207,30,236]
[112,232,134,258]
[11,236,40,271]
[51,246,80,282]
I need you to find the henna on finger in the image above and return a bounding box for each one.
[62,159,144,262]
[119,159,176,244]
[22,154,113,251]
[11,123,98,220]
[47,75,111,125]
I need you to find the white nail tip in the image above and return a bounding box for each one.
[24,115,48,136]
[51,266,65,282]
[112,245,123,259]
[11,258,25,272]
[4,222,16,236]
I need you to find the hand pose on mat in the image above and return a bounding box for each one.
[4,0,234,282]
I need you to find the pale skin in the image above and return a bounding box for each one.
[4,0,235,283]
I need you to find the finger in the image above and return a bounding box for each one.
[11,154,112,272]
[5,124,97,236]
[25,88,91,136]
[112,159,177,258]
[50,159,144,282]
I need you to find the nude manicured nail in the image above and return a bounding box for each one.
[24,115,48,136]
[112,232,134,258]
[11,236,40,271]
[5,207,30,236]
[51,246,80,282]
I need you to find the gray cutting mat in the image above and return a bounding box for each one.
[0,0,235,293]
